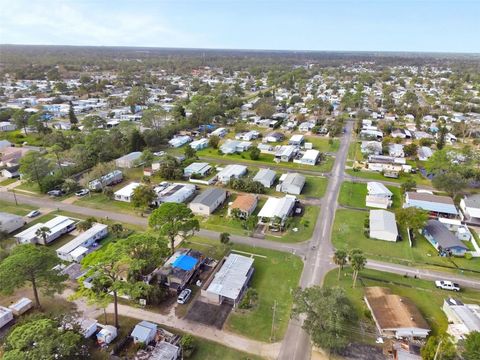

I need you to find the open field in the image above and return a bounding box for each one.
[301,176,328,198]
[332,208,480,274]
[184,236,303,342]
[338,181,402,208]
[304,136,340,152]
[323,268,480,336]
[0,199,36,216]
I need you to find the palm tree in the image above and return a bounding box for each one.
[349,250,367,288]
[333,249,348,280]
[35,227,51,244]
[219,232,230,250]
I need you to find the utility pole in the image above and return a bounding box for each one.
[12,188,18,206]
[270,300,277,342]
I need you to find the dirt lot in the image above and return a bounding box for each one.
[185,300,232,329]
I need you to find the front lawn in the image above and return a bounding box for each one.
[346,169,431,186]
[301,176,328,199]
[323,268,480,336]
[338,181,402,208]
[0,178,18,186]
[184,236,303,343]
[0,199,36,216]
[332,209,480,274]
[75,193,139,215]
[304,136,339,152]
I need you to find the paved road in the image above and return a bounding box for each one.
[278,121,353,360]
[0,190,307,256]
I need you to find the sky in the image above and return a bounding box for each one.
[0,0,479,53]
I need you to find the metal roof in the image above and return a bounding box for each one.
[191,187,226,207]
[424,220,468,250]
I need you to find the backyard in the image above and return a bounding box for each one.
[332,208,480,274]
[183,236,303,343]
[323,268,480,336]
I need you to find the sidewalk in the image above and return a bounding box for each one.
[105,303,281,359]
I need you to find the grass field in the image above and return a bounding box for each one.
[0,130,45,146]
[338,181,402,208]
[323,268,480,336]
[0,199,36,216]
[184,236,303,342]
[75,193,139,215]
[332,208,480,274]
[0,178,17,186]
[302,176,328,198]
[304,136,340,152]
[346,169,431,186]
[197,147,334,173]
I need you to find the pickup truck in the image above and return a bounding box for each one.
[435,280,460,292]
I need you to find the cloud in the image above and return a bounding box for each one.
[0,0,199,47]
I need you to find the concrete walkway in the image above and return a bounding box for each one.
[105,303,281,359]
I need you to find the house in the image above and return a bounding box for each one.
[115,151,142,168]
[189,138,209,151]
[417,146,433,161]
[210,127,228,138]
[274,145,297,162]
[168,135,191,148]
[391,129,412,139]
[0,212,25,234]
[220,140,252,154]
[361,141,382,155]
[189,188,227,216]
[0,122,16,132]
[114,182,141,202]
[264,132,284,143]
[298,121,316,132]
[366,182,393,209]
[235,130,259,141]
[183,162,212,178]
[8,297,33,316]
[149,341,180,360]
[153,182,196,205]
[404,192,458,217]
[253,168,276,188]
[442,298,480,342]
[460,194,480,222]
[276,173,305,195]
[131,321,157,344]
[15,216,76,245]
[0,147,30,167]
[0,307,13,329]
[388,144,405,158]
[288,134,304,146]
[423,220,468,256]
[369,210,398,242]
[217,164,247,184]
[228,194,258,219]
[258,195,296,226]
[437,218,472,241]
[1,164,20,178]
[56,223,108,262]
[202,253,254,307]
[364,287,430,339]
[88,170,123,191]
[154,248,205,291]
[298,149,320,165]
[359,129,383,140]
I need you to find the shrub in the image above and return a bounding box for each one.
[465,252,473,260]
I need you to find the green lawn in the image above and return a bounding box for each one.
[265,205,320,243]
[184,236,303,343]
[323,268,480,336]
[197,147,334,173]
[346,169,431,186]
[347,141,363,162]
[0,130,45,146]
[338,181,402,208]
[75,193,139,215]
[0,178,18,186]
[0,199,36,216]
[332,208,480,274]
[301,176,328,198]
[304,136,339,152]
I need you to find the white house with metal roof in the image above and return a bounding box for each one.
[202,253,254,307]
[443,298,480,342]
[56,223,108,262]
[460,194,480,223]
[189,188,227,216]
[276,172,305,195]
[369,210,398,242]
[253,168,276,188]
[216,164,247,184]
[114,182,141,202]
[405,192,458,217]
[258,195,296,224]
[15,216,76,245]
[115,151,142,168]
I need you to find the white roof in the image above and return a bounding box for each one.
[70,246,89,259]
[369,210,398,234]
[14,216,75,243]
[206,254,254,300]
[184,162,211,173]
[56,223,108,255]
[258,196,296,219]
[253,168,276,182]
[290,134,304,142]
[301,149,320,161]
[217,164,247,179]
[8,297,32,312]
[114,182,141,197]
[367,182,393,197]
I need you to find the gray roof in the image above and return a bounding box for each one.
[424,220,468,250]
[191,188,226,207]
[253,168,276,182]
[464,194,480,209]
[282,172,305,188]
[0,212,23,222]
[150,341,179,360]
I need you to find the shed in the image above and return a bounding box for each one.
[131,320,157,344]
[369,210,398,242]
[96,325,117,345]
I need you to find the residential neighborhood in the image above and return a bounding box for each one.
[0,31,480,360]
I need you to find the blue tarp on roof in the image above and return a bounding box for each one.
[172,254,198,271]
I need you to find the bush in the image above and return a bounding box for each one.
[180,334,196,358]
[238,288,258,310]
[465,252,473,260]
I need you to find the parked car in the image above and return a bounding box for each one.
[47,189,63,197]
[75,189,90,197]
[177,289,192,304]
[435,280,460,292]
[26,210,41,218]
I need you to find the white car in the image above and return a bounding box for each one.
[75,189,90,197]
[26,210,41,218]
[177,289,192,304]
[435,280,460,292]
